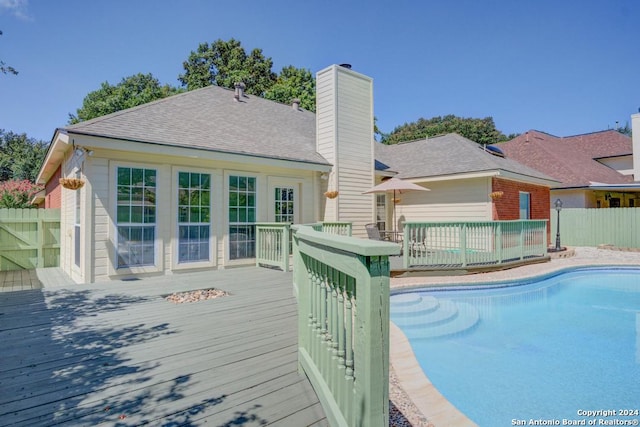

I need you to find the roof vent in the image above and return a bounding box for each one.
[339,63,352,69]
[234,82,246,101]
[291,98,301,111]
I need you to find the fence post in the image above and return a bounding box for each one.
[354,254,390,427]
[460,223,467,267]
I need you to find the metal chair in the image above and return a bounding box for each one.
[365,223,389,241]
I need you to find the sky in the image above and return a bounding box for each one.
[1,0,639,143]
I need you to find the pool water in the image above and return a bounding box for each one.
[390,268,640,426]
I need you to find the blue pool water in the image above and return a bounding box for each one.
[390,267,640,426]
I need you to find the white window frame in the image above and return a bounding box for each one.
[225,171,259,264]
[110,162,162,275]
[172,167,216,270]
[73,169,82,269]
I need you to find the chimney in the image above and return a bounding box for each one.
[315,64,373,237]
[291,98,300,111]
[632,111,640,181]
[234,82,245,101]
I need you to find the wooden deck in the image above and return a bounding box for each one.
[0,267,327,426]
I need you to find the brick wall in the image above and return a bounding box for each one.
[45,165,62,209]
[491,177,551,240]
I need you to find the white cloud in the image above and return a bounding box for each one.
[0,0,31,20]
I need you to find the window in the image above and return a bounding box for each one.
[274,187,294,223]
[178,172,211,263]
[229,175,256,260]
[116,167,156,268]
[74,171,81,268]
[519,192,530,219]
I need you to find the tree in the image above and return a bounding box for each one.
[0,180,43,208]
[615,121,631,137]
[263,65,315,111]
[0,30,18,75]
[179,39,276,95]
[69,73,182,124]
[0,130,47,182]
[382,115,518,146]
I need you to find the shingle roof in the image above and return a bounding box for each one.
[375,133,557,183]
[64,85,330,166]
[497,130,634,188]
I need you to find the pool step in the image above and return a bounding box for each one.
[390,294,440,316]
[391,294,480,339]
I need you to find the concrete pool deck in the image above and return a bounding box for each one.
[389,246,640,427]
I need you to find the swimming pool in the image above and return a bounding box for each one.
[390,267,640,426]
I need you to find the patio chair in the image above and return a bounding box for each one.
[365,223,390,241]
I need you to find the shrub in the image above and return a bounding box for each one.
[0,180,43,208]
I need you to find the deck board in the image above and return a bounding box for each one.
[0,267,327,426]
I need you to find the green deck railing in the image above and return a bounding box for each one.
[310,221,353,236]
[255,223,291,271]
[402,220,548,269]
[256,222,352,271]
[293,224,399,427]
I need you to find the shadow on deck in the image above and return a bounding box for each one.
[0,267,327,426]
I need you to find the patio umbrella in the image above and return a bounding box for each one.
[363,177,430,236]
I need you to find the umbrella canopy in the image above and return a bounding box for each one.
[363,177,430,194]
[363,178,430,236]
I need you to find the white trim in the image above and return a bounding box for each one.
[108,161,163,277]
[68,132,332,172]
[223,170,261,266]
[170,166,218,271]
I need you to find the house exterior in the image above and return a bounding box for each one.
[37,64,555,283]
[498,122,640,208]
[374,134,558,231]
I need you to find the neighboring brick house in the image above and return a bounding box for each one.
[498,129,640,208]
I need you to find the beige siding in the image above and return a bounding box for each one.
[87,157,109,282]
[394,178,492,230]
[65,137,320,282]
[316,65,374,237]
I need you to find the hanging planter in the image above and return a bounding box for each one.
[59,177,85,190]
[324,190,339,199]
[489,191,504,201]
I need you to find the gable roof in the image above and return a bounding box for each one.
[497,130,634,188]
[63,85,330,166]
[375,133,558,184]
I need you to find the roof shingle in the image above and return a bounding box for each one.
[65,85,329,166]
[497,130,634,188]
[375,133,557,183]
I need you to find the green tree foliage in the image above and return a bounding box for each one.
[382,115,518,145]
[615,121,631,137]
[263,65,316,111]
[69,73,182,124]
[0,180,43,208]
[0,130,47,182]
[178,39,276,95]
[0,30,18,75]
